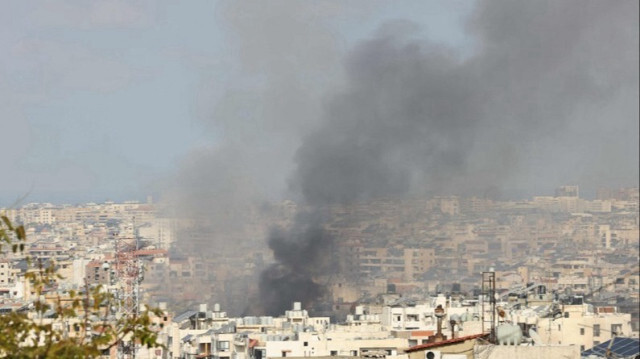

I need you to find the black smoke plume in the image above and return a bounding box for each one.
[256,0,637,313]
[168,1,637,315]
[258,213,334,315]
[293,1,638,202]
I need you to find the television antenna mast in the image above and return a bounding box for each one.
[113,217,143,359]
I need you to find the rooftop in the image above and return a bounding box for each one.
[405,333,488,352]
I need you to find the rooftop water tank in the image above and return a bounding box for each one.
[496,324,522,345]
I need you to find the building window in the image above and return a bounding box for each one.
[611,324,622,335]
[303,342,308,347]
[580,328,584,335]
[593,325,600,337]
[330,351,338,356]
[217,341,229,351]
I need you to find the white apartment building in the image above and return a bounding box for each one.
[0,260,16,287]
[380,296,482,336]
[535,303,632,352]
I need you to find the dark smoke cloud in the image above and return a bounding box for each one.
[162,1,349,314]
[294,21,480,203]
[167,0,638,314]
[260,0,637,311]
[257,212,334,316]
[293,1,638,203]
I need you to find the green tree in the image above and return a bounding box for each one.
[0,215,164,358]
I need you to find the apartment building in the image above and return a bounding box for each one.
[535,302,632,352]
[85,260,114,286]
[0,259,16,287]
[356,247,435,281]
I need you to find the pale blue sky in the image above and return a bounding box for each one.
[3,1,637,206]
[0,1,473,205]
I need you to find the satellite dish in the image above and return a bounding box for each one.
[528,328,542,345]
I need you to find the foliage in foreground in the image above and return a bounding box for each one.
[0,215,164,358]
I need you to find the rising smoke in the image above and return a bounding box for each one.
[257,212,334,315]
[293,1,638,203]
[166,0,638,314]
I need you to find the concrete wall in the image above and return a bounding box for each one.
[474,345,579,359]
[408,340,478,359]
[265,337,408,359]
[536,304,632,350]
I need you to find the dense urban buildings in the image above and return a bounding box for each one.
[1,186,638,358]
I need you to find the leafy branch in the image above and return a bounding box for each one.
[0,215,165,358]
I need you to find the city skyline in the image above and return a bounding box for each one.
[1,3,638,356]
[2,185,638,357]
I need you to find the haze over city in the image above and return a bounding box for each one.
[1,0,637,207]
[1,2,639,358]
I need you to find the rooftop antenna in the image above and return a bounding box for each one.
[114,216,143,359]
[481,269,496,343]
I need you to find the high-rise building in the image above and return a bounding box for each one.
[555,185,579,198]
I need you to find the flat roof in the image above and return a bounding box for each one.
[405,333,488,352]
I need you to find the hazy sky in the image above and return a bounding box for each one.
[0,0,474,205]
[1,1,637,206]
